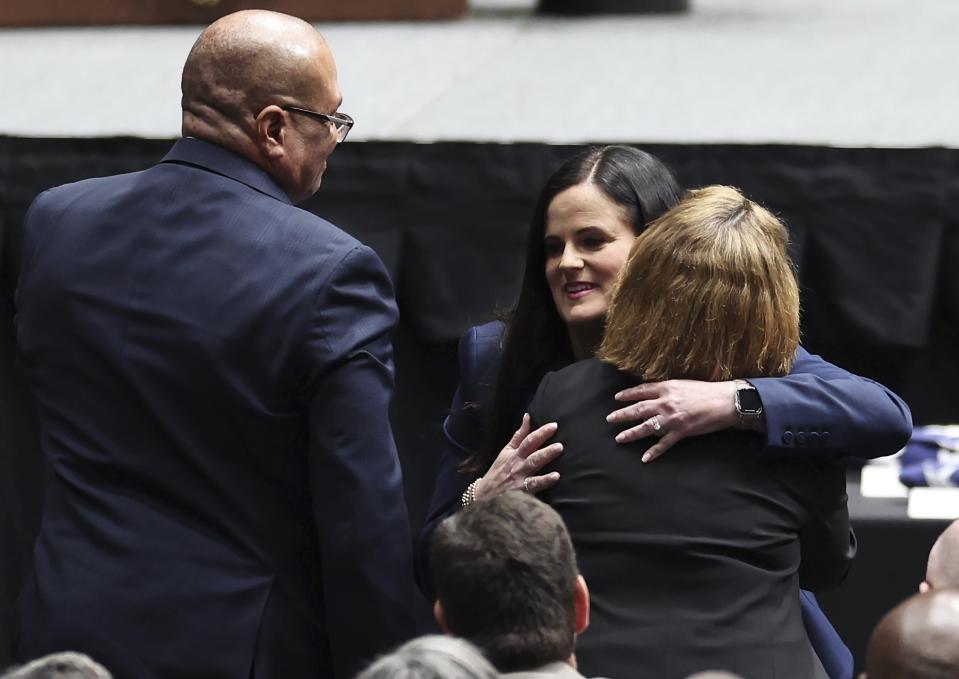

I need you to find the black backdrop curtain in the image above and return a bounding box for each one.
[2,137,958,666]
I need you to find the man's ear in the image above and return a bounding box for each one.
[252,105,288,161]
[573,574,590,636]
[919,580,932,593]
[433,600,453,634]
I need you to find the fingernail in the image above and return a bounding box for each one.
[606,413,615,423]
[642,453,651,463]
[615,433,625,443]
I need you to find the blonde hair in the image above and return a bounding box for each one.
[600,185,799,381]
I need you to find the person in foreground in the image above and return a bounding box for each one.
[419,146,911,679]
[15,10,412,678]
[430,491,595,678]
[356,636,499,679]
[862,590,959,679]
[529,186,855,679]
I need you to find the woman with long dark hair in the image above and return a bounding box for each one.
[417,145,911,679]
[474,145,686,480]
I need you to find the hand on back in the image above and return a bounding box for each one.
[475,414,563,500]
[606,380,739,462]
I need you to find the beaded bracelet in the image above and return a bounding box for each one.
[461,478,481,507]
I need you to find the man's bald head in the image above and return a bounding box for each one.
[180,10,344,202]
[924,520,959,591]
[865,590,959,679]
[181,10,338,144]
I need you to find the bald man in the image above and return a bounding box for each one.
[14,11,413,679]
[863,590,959,679]
[919,519,959,592]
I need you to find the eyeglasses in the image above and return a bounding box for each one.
[283,105,354,143]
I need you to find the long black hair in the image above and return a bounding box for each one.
[463,145,682,475]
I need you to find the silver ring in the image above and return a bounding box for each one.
[523,477,532,493]
[649,416,663,434]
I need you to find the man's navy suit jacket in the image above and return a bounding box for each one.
[419,321,913,679]
[14,138,414,679]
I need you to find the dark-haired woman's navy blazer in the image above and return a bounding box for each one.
[418,321,913,679]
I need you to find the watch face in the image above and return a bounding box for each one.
[738,387,763,414]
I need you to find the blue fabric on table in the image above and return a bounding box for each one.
[899,426,959,487]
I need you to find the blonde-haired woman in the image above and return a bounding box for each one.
[602,184,800,381]
[532,186,852,679]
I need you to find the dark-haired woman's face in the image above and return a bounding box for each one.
[543,182,635,331]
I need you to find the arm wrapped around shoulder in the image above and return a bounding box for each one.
[752,347,912,460]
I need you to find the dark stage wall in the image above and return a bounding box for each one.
[2,137,957,667]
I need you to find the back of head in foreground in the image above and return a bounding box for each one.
[1,653,112,679]
[429,491,588,673]
[864,589,959,679]
[921,519,959,592]
[356,636,498,679]
[601,184,800,382]
[180,9,343,202]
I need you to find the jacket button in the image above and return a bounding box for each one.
[796,430,806,445]
[821,431,831,445]
[782,431,794,445]
[809,431,820,446]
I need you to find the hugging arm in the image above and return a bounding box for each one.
[751,347,911,458]
[415,324,561,594]
[608,346,911,461]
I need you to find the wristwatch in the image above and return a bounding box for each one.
[734,380,764,431]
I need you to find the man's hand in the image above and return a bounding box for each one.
[475,414,563,500]
[606,380,739,463]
